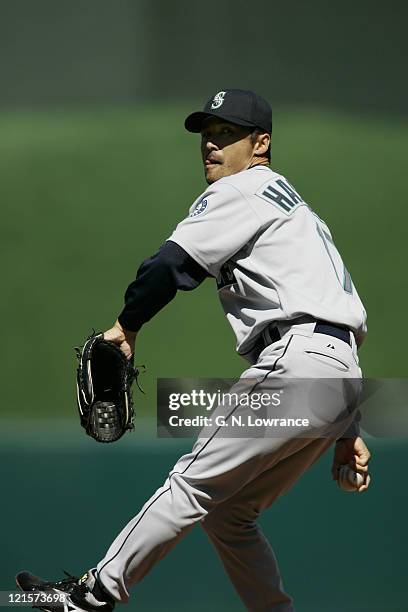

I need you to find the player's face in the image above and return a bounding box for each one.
[200,118,257,184]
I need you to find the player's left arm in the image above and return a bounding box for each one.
[104,320,137,359]
[103,240,210,355]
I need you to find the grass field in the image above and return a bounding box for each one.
[0,105,407,419]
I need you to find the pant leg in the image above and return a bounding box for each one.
[95,370,282,602]
[96,333,360,605]
[198,332,361,611]
[96,434,287,603]
[201,436,334,612]
[95,435,339,605]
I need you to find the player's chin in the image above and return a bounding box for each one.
[204,164,223,184]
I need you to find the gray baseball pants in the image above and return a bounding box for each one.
[95,328,361,611]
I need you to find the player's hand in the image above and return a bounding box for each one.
[331,436,371,492]
[103,320,137,360]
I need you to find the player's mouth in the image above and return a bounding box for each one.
[205,157,221,167]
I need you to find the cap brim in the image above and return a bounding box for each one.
[184,111,257,133]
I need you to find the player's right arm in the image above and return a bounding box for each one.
[332,436,371,492]
[354,320,368,348]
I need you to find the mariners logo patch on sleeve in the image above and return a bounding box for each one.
[189,198,208,217]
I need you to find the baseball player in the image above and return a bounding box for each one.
[17,89,371,612]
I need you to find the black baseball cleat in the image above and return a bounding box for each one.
[15,569,114,612]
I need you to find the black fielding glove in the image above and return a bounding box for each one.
[75,332,137,443]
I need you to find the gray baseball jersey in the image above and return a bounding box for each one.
[169,165,367,355]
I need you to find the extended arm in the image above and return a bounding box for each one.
[104,240,210,355]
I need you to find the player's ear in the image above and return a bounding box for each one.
[254,132,270,157]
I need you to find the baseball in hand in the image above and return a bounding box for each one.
[337,464,364,492]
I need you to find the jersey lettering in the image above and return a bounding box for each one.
[276,179,303,204]
[256,178,304,215]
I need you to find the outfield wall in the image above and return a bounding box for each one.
[0,0,407,113]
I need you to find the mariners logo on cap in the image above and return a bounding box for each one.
[211,91,226,109]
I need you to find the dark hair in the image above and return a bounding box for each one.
[251,128,271,162]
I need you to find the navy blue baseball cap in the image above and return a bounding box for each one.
[185,89,272,134]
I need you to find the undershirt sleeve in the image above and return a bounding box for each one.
[118,240,210,332]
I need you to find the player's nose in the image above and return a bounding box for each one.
[202,139,218,155]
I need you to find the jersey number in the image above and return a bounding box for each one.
[316,223,353,294]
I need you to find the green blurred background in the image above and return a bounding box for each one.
[1,1,407,610]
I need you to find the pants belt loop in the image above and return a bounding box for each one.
[262,323,273,345]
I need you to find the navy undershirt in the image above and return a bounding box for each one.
[118,240,210,332]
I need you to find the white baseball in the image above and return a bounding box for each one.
[337,464,364,492]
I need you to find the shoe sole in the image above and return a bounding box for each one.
[15,575,63,612]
